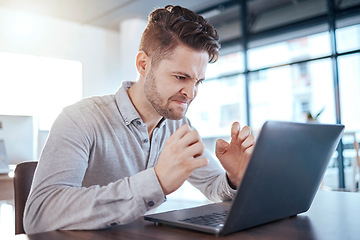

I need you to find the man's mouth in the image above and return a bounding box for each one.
[173,100,188,107]
[169,94,192,111]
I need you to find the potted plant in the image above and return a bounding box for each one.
[307,107,325,123]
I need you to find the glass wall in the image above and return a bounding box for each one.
[187,74,247,160]
[248,32,331,70]
[171,0,360,201]
[336,25,360,53]
[188,0,360,190]
[249,59,336,131]
[337,52,360,191]
[338,53,360,130]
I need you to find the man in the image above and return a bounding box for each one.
[24,5,255,234]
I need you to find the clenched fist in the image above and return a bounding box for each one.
[155,124,209,195]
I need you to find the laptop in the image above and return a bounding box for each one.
[144,120,344,236]
[0,140,10,174]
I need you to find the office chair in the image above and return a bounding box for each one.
[13,161,38,235]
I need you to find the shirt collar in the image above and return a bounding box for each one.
[115,81,167,128]
[115,81,141,126]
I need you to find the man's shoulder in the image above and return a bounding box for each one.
[54,94,117,132]
[64,94,116,114]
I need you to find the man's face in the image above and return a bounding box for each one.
[144,44,209,120]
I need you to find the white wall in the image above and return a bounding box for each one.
[0,7,121,97]
[119,18,147,83]
[0,7,147,158]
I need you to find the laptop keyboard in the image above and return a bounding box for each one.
[179,211,228,228]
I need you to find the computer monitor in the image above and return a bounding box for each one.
[0,115,37,165]
[0,139,9,173]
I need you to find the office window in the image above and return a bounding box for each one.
[199,0,360,191]
[187,75,247,139]
[187,74,247,157]
[206,51,244,78]
[248,32,331,70]
[336,24,360,53]
[187,51,246,153]
[338,53,360,130]
[249,59,336,131]
[338,52,360,191]
[0,52,82,130]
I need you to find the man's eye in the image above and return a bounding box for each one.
[196,80,204,85]
[176,76,186,80]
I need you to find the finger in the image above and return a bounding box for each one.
[242,135,255,148]
[238,126,251,142]
[245,145,255,156]
[187,157,209,171]
[231,122,240,141]
[215,139,229,156]
[181,129,201,147]
[184,141,205,158]
[170,124,192,141]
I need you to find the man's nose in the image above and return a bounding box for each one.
[181,83,197,100]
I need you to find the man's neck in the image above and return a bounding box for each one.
[127,81,162,138]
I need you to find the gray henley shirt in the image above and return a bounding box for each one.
[23,81,236,234]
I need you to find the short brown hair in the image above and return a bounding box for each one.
[139,5,220,66]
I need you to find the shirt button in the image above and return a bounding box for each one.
[147,201,155,207]
[136,121,141,125]
[144,139,149,143]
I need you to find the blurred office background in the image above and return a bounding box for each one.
[1,0,360,235]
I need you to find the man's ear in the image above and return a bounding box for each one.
[136,51,150,77]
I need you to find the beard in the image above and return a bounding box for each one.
[144,69,191,120]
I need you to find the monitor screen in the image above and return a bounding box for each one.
[0,115,36,165]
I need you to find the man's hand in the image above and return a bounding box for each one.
[215,122,255,189]
[155,124,209,195]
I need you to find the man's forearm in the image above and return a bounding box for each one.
[24,168,165,234]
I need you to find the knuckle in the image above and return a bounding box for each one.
[199,141,205,152]
[190,129,201,139]
[250,134,256,142]
[193,140,205,152]
[193,128,200,136]
[182,124,191,131]
[245,146,254,156]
